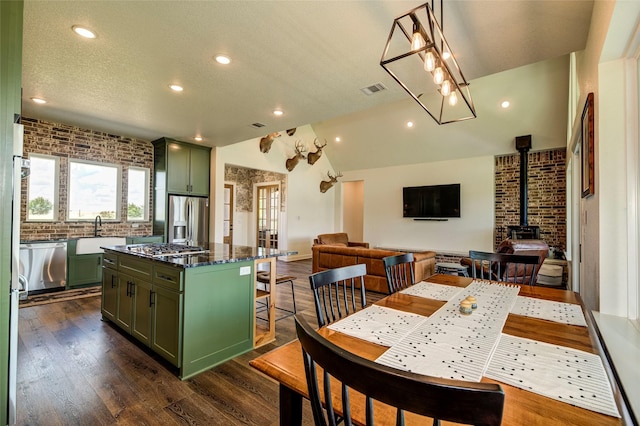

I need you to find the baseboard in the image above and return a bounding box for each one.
[280,253,312,262]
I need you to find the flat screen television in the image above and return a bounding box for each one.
[403,184,461,218]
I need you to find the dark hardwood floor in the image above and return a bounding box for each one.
[16,259,382,425]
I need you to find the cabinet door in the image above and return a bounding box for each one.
[151,285,183,366]
[101,267,118,321]
[189,147,210,195]
[115,273,133,332]
[166,142,190,193]
[68,254,103,288]
[131,279,152,346]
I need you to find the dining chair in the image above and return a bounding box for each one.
[383,253,415,294]
[295,315,505,426]
[468,250,541,285]
[308,264,367,328]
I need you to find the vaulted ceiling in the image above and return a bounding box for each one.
[22,1,593,171]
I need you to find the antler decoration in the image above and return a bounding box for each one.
[307,138,327,165]
[259,132,281,153]
[320,170,343,193]
[285,140,307,172]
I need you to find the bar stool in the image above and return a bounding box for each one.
[256,271,297,321]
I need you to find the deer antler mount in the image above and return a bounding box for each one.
[320,171,343,193]
[307,138,327,165]
[285,140,307,172]
[259,132,281,153]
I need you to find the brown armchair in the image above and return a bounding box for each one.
[313,233,369,248]
[461,239,549,284]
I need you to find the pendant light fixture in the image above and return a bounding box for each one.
[380,1,475,124]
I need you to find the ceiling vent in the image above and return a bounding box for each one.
[250,122,266,128]
[360,83,387,96]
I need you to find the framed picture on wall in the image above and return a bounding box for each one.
[581,92,595,198]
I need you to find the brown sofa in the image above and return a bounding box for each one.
[313,232,369,248]
[312,235,436,293]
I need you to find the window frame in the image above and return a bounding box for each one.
[67,158,122,222]
[25,153,60,222]
[126,166,150,222]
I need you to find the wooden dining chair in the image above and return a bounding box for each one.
[308,264,367,328]
[295,316,505,426]
[468,250,541,285]
[383,253,415,294]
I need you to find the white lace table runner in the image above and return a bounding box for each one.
[326,305,427,346]
[375,280,520,382]
[510,296,587,326]
[400,281,464,301]
[485,334,620,418]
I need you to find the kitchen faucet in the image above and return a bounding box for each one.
[94,215,102,237]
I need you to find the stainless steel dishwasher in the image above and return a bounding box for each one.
[19,241,67,295]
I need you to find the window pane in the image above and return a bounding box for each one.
[69,160,120,220]
[127,167,149,221]
[27,155,58,221]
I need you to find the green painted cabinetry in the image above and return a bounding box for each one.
[126,235,164,244]
[67,239,102,289]
[152,138,211,196]
[101,250,254,378]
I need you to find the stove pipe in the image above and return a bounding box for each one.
[515,135,532,226]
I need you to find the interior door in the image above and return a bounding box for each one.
[256,184,279,249]
[223,184,233,245]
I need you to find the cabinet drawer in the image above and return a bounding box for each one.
[119,256,153,280]
[103,252,118,270]
[153,265,183,291]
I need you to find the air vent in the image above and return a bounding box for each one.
[360,83,387,96]
[250,122,266,128]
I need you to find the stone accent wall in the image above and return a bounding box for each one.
[495,148,566,251]
[224,164,287,212]
[20,117,154,241]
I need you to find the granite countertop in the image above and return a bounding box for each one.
[102,242,296,268]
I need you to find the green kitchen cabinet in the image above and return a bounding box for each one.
[101,267,118,322]
[131,279,152,346]
[151,284,183,366]
[67,239,103,288]
[153,138,211,196]
[115,272,134,331]
[126,235,164,244]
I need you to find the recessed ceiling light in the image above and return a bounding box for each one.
[194,136,203,142]
[335,137,341,143]
[72,25,96,39]
[170,84,184,92]
[501,100,510,108]
[215,55,231,65]
[406,121,414,128]
[31,97,47,104]
[442,51,451,60]
[273,109,284,116]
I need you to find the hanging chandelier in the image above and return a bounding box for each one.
[380,1,476,124]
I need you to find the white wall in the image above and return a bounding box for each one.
[212,125,336,260]
[339,156,495,254]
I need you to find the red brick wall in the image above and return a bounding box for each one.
[20,117,154,241]
[494,149,566,251]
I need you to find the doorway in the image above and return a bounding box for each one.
[223,184,234,245]
[256,184,279,249]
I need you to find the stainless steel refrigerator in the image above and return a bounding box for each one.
[167,195,209,245]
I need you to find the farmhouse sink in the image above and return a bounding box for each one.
[75,237,127,254]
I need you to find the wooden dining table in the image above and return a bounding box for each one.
[249,274,633,425]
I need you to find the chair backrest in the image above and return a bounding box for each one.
[308,264,367,327]
[468,250,541,285]
[383,253,415,294]
[295,316,505,426]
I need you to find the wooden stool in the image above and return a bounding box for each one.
[257,272,297,321]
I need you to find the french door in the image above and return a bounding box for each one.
[256,184,279,249]
[223,184,233,245]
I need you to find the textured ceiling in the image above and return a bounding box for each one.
[21,0,594,171]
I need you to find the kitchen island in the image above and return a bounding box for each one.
[101,242,294,379]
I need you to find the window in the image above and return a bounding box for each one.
[68,159,121,220]
[127,167,149,221]
[26,154,59,221]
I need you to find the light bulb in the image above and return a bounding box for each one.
[433,67,444,85]
[449,92,458,106]
[411,32,426,51]
[442,51,451,60]
[423,51,435,72]
[441,80,452,96]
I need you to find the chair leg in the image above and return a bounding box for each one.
[275,279,296,321]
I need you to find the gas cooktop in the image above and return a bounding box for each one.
[127,243,208,257]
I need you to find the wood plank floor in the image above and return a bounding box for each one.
[16,259,382,426]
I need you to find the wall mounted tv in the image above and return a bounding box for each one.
[403,184,461,219]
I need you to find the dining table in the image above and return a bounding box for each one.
[249,274,633,425]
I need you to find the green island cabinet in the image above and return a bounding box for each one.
[101,250,256,379]
[67,239,103,289]
[152,137,211,196]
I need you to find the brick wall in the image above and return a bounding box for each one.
[20,117,154,241]
[495,148,566,251]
